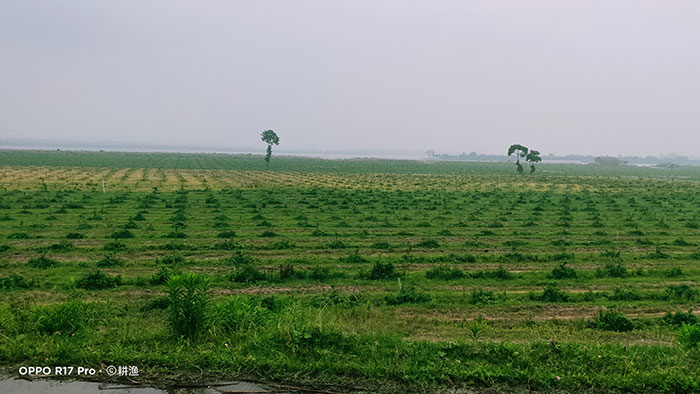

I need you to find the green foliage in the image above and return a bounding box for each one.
[500,252,539,263]
[550,252,574,261]
[222,251,255,266]
[161,241,191,250]
[32,301,104,335]
[508,144,541,174]
[66,232,85,239]
[526,150,541,174]
[665,267,684,277]
[103,241,127,251]
[673,238,694,246]
[606,287,641,301]
[157,254,187,266]
[416,239,441,248]
[662,310,699,326]
[111,229,134,239]
[600,250,622,260]
[677,323,700,350]
[149,266,180,285]
[7,153,700,391]
[166,273,211,339]
[364,261,400,280]
[492,267,514,280]
[445,253,477,263]
[164,231,187,239]
[213,240,243,250]
[340,252,367,263]
[596,263,628,278]
[312,290,363,308]
[308,266,333,281]
[327,240,347,249]
[96,254,124,267]
[141,296,170,312]
[589,309,634,332]
[8,232,30,239]
[550,262,577,279]
[371,241,392,250]
[530,284,570,302]
[47,241,75,252]
[507,144,528,160]
[279,263,305,280]
[471,266,513,280]
[468,315,488,341]
[210,296,270,332]
[75,270,122,290]
[470,289,501,305]
[0,274,35,290]
[665,284,698,301]
[648,247,670,259]
[131,212,146,221]
[230,264,266,283]
[217,230,237,238]
[261,129,280,167]
[385,279,430,305]
[27,256,60,269]
[425,266,467,280]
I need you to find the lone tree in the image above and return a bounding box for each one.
[526,150,542,174]
[507,144,529,175]
[261,130,280,167]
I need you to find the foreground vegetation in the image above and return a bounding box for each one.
[1,151,700,392]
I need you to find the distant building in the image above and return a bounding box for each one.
[594,156,627,166]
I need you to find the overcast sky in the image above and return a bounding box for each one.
[1,1,699,156]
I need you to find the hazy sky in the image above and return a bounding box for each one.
[1,1,699,156]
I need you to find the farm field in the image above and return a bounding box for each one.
[1,150,700,392]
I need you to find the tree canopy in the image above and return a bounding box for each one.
[526,150,542,174]
[261,130,280,167]
[508,144,529,175]
[507,144,529,159]
[508,144,541,175]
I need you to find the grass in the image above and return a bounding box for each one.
[2,151,700,391]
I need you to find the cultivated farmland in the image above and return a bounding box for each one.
[1,150,700,392]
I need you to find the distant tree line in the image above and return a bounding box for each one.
[424,151,700,166]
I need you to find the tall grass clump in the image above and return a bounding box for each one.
[471,266,513,280]
[468,315,488,341]
[103,241,127,251]
[230,265,266,283]
[589,309,634,332]
[665,284,698,301]
[1,300,109,336]
[34,301,100,335]
[96,254,124,267]
[210,296,271,333]
[149,266,180,285]
[470,289,501,305]
[75,270,122,290]
[167,273,211,339]
[550,262,577,279]
[662,310,699,326]
[363,262,400,280]
[0,274,35,290]
[27,256,60,269]
[677,323,700,350]
[530,284,570,302]
[595,263,628,278]
[385,279,430,305]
